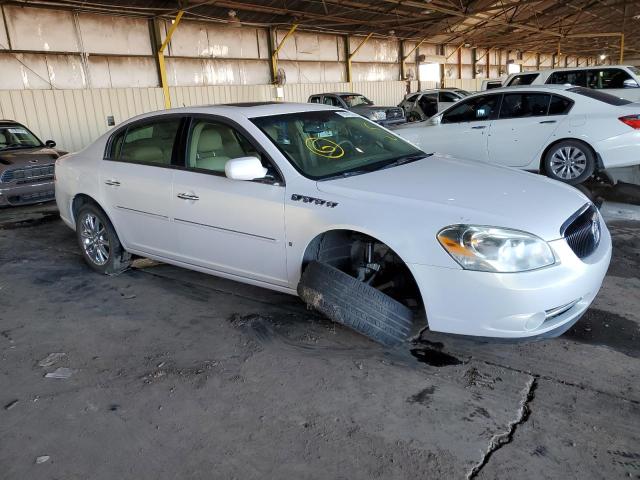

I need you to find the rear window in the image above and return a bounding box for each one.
[567,87,632,106]
[507,73,539,86]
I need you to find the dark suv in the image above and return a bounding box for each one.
[308,92,406,127]
[0,120,66,207]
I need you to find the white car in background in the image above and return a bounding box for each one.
[398,88,469,122]
[55,102,610,345]
[503,65,640,102]
[394,85,640,184]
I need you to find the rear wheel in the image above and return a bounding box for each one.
[298,261,414,347]
[76,204,130,275]
[543,140,595,185]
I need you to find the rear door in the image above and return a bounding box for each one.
[171,116,288,285]
[100,116,184,257]
[487,92,564,167]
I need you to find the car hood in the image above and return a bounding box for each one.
[0,147,64,169]
[316,154,589,241]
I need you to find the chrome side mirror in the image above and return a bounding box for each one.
[225,156,268,181]
[623,79,639,88]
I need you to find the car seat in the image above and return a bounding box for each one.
[193,126,229,172]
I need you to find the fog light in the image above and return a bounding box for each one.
[524,312,546,331]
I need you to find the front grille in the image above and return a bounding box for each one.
[1,164,55,184]
[561,204,601,259]
[385,108,404,119]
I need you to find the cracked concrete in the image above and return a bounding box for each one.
[1,205,639,479]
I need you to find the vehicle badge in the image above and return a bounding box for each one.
[591,213,601,244]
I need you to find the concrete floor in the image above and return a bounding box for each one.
[1,202,639,480]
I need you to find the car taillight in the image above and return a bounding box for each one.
[619,115,640,129]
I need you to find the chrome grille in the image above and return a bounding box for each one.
[561,204,601,259]
[1,164,55,184]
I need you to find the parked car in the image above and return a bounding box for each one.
[308,92,405,126]
[503,65,640,102]
[393,85,640,184]
[0,120,65,207]
[398,88,469,122]
[56,102,610,345]
[481,79,504,90]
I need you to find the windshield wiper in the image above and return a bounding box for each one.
[373,152,433,171]
[319,169,372,181]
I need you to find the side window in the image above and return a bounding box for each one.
[499,93,551,119]
[323,96,340,107]
[418,94,438,117]
[106,129,126,160]
[118,118,181,166]
[548,95,573,115]
[442,95,500,123]
[439,91,460,102]
[309,96,321,104]
[587,68,635,89]
[547,70,587,87]
[507,73,539,86]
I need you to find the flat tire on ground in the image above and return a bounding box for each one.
[298,261,414,346]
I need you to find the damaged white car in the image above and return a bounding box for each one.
[55,102,611,345]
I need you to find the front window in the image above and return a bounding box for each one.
[0,124,42,150]
[442,95,500,123]
[252,111,426,180]
[629,66,640,76]
[507,73,539,86]
[586,68,635,89]
[340,94,373,108]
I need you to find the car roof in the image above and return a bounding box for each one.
[414,88,466,94]
[116,102,341,124]
[510,65,635,76]
[466,84,573,95]
[314,92,363,96]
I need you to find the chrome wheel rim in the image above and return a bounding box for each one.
[549,146,587,180]
[80,213,110,266]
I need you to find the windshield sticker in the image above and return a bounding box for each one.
[335,111,360,118]
[304,137,345,159]
[7,128,28,135]
[316,130,334,138]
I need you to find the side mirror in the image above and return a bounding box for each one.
[623,79,639,88]
[225,156,268,181]
[428,115,442,126]
[45,140,56,148]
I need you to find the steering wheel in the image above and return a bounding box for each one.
[337,140,356,152]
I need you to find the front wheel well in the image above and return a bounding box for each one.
[539,138,599,172]
[301,229,423,309]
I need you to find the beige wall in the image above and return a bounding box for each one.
[0,80,415,152]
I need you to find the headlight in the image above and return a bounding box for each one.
[368,111,387,121]
[437,225,556,273]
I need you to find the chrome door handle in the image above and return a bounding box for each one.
[177,193,200,201]
[104,180,120,186]
[539,120,557,124]
[471,125,486,129]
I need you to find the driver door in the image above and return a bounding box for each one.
[171,117,288,286]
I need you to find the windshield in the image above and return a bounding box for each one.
[340,95,373,107]
[455,90,470,97]
[252,111,427,180]
[0,124,42,150]
[629,66,640,76]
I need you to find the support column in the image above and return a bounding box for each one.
[347,33,372,83]
[156,10,184,109]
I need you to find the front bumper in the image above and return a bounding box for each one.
[408,225,612,339]
[0,180,55,207]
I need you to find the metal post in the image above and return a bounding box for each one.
[158,10,184,109]
[271,24,298,84]
[620,33,625,64]
[347,33,373,83]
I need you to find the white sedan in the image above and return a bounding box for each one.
[55,102,611,345]
[393,85,640,184]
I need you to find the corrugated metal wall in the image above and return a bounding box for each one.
[0,81,416,152]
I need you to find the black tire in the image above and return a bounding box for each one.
[543,140,596,185]
[407,112,421,122]
[76,204,131,275]
[297,261,414,346]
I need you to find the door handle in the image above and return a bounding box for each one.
[539,120,557,124]
[471,125,486,129]
[104,180,120,186]
[177,193,200,201]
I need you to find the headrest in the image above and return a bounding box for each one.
[198,128,223,152]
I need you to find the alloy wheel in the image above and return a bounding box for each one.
[549,146,587,180]
[80,213,110,265]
